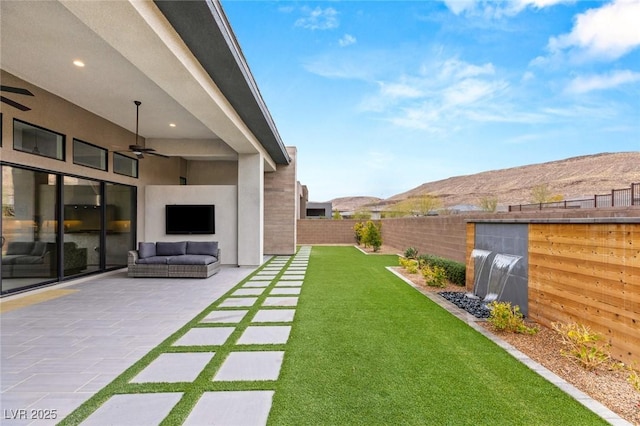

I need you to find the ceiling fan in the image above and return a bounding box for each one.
[1,85,34,111]
[118,100,169,159]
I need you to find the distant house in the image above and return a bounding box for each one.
[305,202,333,219]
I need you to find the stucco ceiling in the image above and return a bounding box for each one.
[1,1,219,143]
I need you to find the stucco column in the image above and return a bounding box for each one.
[237,153,264,266]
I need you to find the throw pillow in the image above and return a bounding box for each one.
[156,241,187,256]
[138,242,156,259]
[186,241,218,256]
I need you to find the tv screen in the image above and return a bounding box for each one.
[165,204,215,235]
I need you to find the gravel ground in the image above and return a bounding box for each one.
[392,266,640,425]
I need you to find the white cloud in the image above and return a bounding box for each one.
[379,82,423,99]
[548,0,640,61]
[565,70,640,94]
[443,79,507,106]
[295,7,339,30]
[441,0,572,17]
[439,58,495,80]
[442,0,477,15]
[339,34,357,47]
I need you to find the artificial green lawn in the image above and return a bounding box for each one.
[60,246,606,425]
[268,246,606,425]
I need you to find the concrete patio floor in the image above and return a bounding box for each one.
[0,265,257,425]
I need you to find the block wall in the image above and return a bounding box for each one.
[264,147,297,255]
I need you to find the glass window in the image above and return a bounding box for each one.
[13,119,65,160]
[73,139,107,171]
[1,165,58,293]
[63,177,101,276]
[105,183,135,268]
[113,152,138,178]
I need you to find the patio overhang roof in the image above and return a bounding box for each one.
[0,0,289,170]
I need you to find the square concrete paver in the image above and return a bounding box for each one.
[82,393,182,426]
[243,281,270,288]
[231,288,265,296]
[263,297,298,307]
[251,276,275,281]
[219,297,258,308]
[270,287,301,295]
[184,391,274,426]
[131,352,214,383]
[237,326,291,345]
[280,275,305,280]
[252,309,296,323]
[201,310,248,324]
[275,281,303,287]
[213,351,284,382]
[173,327,235,346]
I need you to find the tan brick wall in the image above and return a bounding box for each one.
[264,147,297,255]
[298,207,640,262]
[297,219,360,245]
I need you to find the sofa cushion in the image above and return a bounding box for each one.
[138,242,156,259]
[6,242,34,255]
[167,255,217,265]
[14,255,48,265]
[186,241,218,256]
[30,241,47,257]
[156,241,187,256]
[136,256,172,265]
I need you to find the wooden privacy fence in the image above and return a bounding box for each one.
[509,182,640,211]
[466,219,640,365]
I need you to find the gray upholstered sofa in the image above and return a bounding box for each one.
[2,241,51,278]
[127,241,221,278]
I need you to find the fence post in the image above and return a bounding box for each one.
[611,189,615,207]
[594,195,597,208]
[633,183,637,206]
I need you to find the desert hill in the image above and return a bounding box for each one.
[332,152,640,211]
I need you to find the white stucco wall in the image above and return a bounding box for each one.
[144,185,238,264]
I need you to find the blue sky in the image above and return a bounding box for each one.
[221,0,640,201]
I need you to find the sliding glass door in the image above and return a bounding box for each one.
[1,166,58,292]
[105,183,135,269]
[1,164,136,295]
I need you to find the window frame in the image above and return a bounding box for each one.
[72,138,108,171]
[113,152,139,178]
[13,118,66,161]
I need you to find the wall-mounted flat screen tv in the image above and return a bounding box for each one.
[165,204,215,234]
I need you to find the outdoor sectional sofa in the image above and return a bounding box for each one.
[127,241,221,278]
[2,241,87,278]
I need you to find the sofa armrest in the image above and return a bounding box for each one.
[128,250,139,266]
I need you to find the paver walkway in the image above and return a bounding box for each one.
[63,246,310,425]
[0,254,304,426]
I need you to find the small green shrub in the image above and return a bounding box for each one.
[552,322,610,370]
[404,247,418,259]
[422,264,447,288]
[364,221,382,252]
[353,222,365,246]
[399,257,419,274]
[628,365,640,392]
[487,301,538,334]
[417,254,465,286]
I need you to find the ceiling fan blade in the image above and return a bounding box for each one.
[148,151,170,159]
[1,85,34,96]
[1,96,31,111]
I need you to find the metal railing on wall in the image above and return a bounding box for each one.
[508,182,640,212]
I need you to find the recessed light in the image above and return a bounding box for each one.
[169,123,176,127]
[73,60,85,67]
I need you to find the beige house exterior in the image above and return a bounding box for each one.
[1,1,298,295]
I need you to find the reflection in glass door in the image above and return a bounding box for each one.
[62,177,100,277]
[1,166,58,293]
[105,183,135,268]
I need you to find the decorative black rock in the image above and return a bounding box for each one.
[438,292,491,319]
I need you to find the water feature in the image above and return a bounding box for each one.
[466,249,492,300]
[444,250,523,318]
[483,253,522,303]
